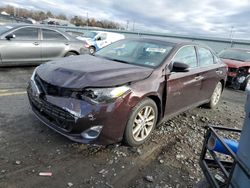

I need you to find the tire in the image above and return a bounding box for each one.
[194,178,210,188]
[206,82,223,109]
[240,77,250,91]
[65,52,77,57]
[124,98,158,147]
[89,46,96,54]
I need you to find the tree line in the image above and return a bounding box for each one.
[0,5,123,29]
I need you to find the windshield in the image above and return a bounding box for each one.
[219,49,250,62]
[95,39,173,68]
[83,31,97,38]
[0,25,14,35]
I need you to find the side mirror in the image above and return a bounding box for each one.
[5,34,15,40]
[171,61,189,72]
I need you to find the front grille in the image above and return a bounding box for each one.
[28,88,75,132]
[238,67,248,74]
[34,75,73,97]
[228,67,237,73]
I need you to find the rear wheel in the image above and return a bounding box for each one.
[124,98,158,147]
[65,52,77,57]
[207,82,222,109]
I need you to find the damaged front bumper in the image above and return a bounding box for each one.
[27,81,132,145]
[227,69,249,90]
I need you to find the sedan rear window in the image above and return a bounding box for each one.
[95,39,173,68]
[42,29,66,40]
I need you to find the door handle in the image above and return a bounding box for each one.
[65,42,69,45]
[33,42,39,46]
[195,75,203,81]
[216,70,223,74]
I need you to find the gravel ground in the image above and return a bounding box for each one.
[128,96,245,188]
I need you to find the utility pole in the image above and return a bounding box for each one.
[126,20,129,31]
[14,7,16,17]
[86,12,89,29]
[229,26,234,47]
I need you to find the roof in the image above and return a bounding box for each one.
[225,48,250,52]
[0,23,67,32]
[126,37,199,46]
[0,23,75,40]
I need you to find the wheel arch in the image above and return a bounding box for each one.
[220,79,225,91]
[145,94,162,123]
[65,50,79,56]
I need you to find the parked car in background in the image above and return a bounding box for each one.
[27,38,227,146]
[0,24,87,66]
[76,30,125,54]
[219,48,250,90]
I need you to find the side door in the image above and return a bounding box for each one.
[0,27,41,65]
[165,45,203,116]
[95,33,108,50]
[41,28,69,62]
[196,46,222,101]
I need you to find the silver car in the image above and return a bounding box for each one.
[0,24,87,66]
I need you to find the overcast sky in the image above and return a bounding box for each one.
[1,0,250,39]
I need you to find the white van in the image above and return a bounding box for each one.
[77,31,125,54]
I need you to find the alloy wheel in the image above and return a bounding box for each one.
[211,82,222,106]
[132,106,156,142]
[89,47,95,54]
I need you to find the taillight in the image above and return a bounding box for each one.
[248,68,250,74]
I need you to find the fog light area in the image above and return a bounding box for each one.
[81,125,103,139]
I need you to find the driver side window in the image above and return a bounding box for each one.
[97,33,107,41]
[12,27,38,40]
[173,46,198,68]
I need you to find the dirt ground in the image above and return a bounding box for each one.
[0,67,246,188]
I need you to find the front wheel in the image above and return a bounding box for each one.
[124,98,158,147]
[89,46,96,54]
[206,82,222,109]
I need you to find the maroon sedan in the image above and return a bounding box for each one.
[27,38,227,146]
[219,48,250,90]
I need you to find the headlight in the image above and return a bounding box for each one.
[81,86,130,103]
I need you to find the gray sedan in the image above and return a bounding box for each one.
[0,24,87,66]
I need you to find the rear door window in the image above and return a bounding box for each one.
[173,46,198,68]
[197,47,214,67]
[42,29,66,40]
[12,27,38,40]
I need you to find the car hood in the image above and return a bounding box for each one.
[222,58,250,68]
[76,36,92,41]
[36,54,153,89]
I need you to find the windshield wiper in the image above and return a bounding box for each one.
[98,56,131,64]
[109,58,130,64]
[226,58,244,62]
